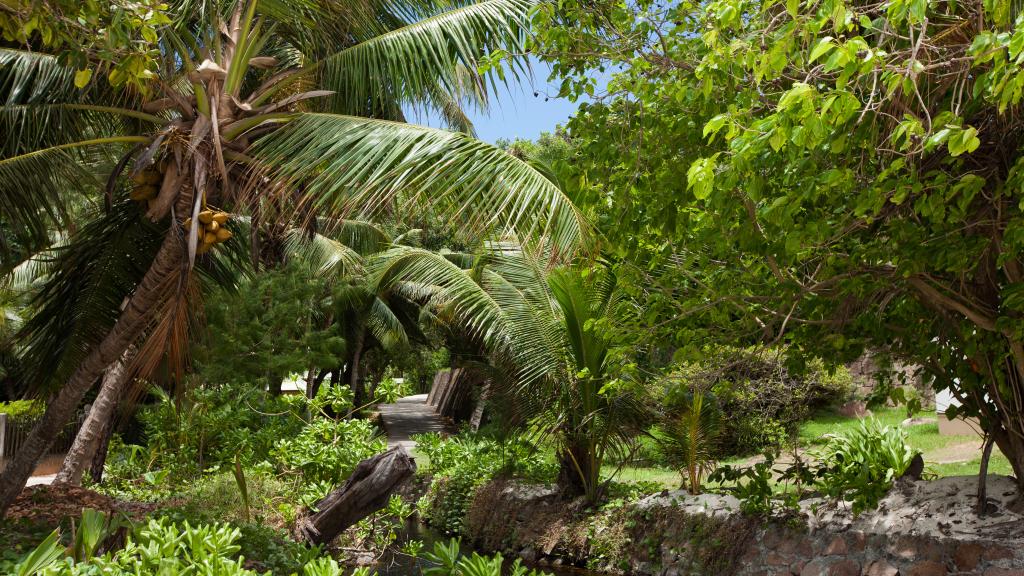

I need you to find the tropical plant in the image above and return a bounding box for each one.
[814,418,919,514]
[13,516,261,575]
[423,538,551,576]
[709,451,804,517]
[654,385,721,494]
[532,0,1024,504]
[0,0,588,515]
[375,246,647,502]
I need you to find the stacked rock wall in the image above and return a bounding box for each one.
[452,476,1024,576]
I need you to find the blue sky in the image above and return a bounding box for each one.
[406,61,582,144]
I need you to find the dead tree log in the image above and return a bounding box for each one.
[294,446,416,546]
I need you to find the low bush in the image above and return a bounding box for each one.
[95,384,383,507]
[423,537,551,576]
[415,432,556,535]
[271,416,385,506]
[136,384,307,479]
[10,515,271,576]
[664,347,853,456]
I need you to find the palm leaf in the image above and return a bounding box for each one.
[312,0,532,114]
[252,113,590,254]
[286,229,365,277]
[0,137,149,265]
[16,202,164,394]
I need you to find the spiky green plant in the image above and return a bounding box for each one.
[655,386,721,494]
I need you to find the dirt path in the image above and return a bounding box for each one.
[377,394,449,451]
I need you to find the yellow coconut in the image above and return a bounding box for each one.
[212,212,230,224]
[203,232,217,245]
[183,217,193,231]
[198,210,214,224]
[206,220,220,233]
[216,228,233,241]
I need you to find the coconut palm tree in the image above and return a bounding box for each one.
[0,0,588,515]
[287,221,426,405]
[370,245,647,502]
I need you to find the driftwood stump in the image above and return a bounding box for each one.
[294,446,416,546]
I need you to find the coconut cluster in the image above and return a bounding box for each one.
[129,164,163,205]
[183,210,232,254]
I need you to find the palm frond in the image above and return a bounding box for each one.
[0,137,149,264]
[312,0,532,114]
[366,295,409,349]
[16,202,164,394]
[286,230,365,277]
[253,113,590,254]
[0,49,76,106]
[325,219,393,255]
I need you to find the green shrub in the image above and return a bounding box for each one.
[98,383,381,507]
[137,384,307,479]
[711,419,918,516]
[0,399,44,420]
[373,375,411,404]
[665,347,853,456]
[149,470,322,574]
[415,433,556,535]
[271,417,384,505]
[814,418,919,514]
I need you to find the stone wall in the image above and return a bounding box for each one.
[845,351,932,408]
[451,476,1024,576]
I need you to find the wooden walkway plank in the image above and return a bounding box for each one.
[377,394,448,450]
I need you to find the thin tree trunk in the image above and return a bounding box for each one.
[977,434,995,516]
[0,231,183,517]
[349,330,365,406]
[305,368,318,400]
[54,349,134,485]
[308,369,328,400]
[267,372,283,395]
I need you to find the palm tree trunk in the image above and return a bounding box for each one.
[53,348,133,486]
[350,330,365,406]
[88,414,115,484]
[0,231,183,517]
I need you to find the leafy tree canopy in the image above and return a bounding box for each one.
[531,0,1024,492]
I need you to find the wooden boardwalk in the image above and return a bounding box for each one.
[377,394,448,450]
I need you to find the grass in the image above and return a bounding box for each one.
[605,406,1007,491]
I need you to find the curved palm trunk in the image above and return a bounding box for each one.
[0,231,183,516]
[53,348,134,486]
